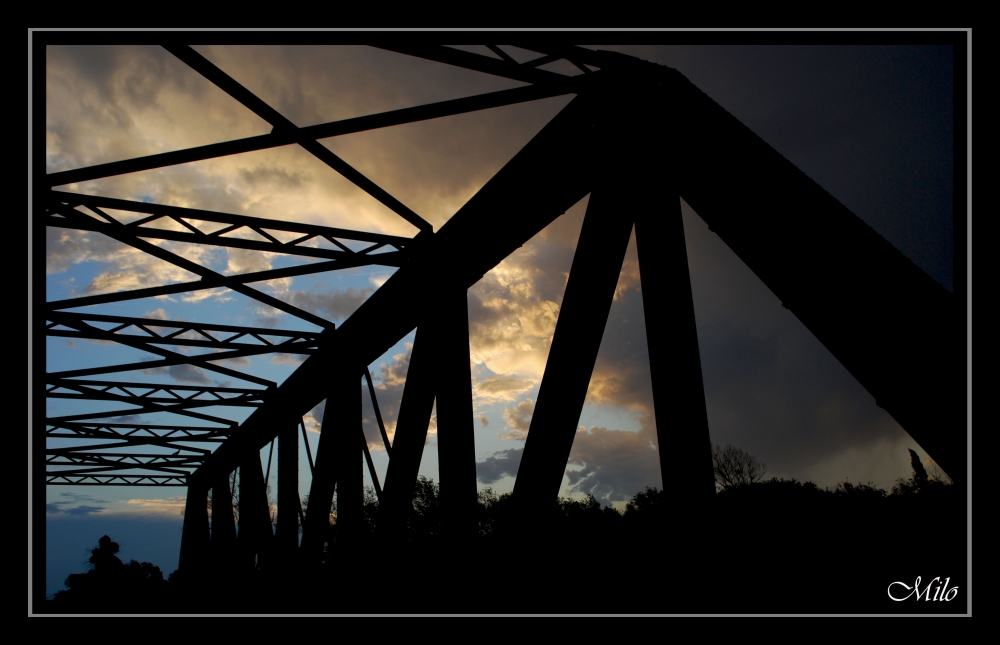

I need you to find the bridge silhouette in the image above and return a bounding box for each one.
[37,43,964,610]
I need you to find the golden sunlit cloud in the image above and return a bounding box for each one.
[500,398,534,440]
[109,496,188,516]
[473,374,534,405]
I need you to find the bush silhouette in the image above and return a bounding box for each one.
[50,535,168,610]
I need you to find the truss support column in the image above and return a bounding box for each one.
[238,450,273,572]
[300,368,355,561]
[511,176,635,520]
[435,289,478,543]
[334,374,363,553]
[178,476,210,574]
[211,468,237,541]
[635,188,717,519]
[210,468,237,581]
[276,421,299,560]
[377,326,437,542]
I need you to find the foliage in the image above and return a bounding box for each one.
[712,443,768,491]
[50,447,957,613]
[50,535,168,608]
[624,486,667,515]
[890,449,952,497]
[833,480,887,500]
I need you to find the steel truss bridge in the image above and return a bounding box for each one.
[35,44,962,576]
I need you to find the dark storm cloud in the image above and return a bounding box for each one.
[476,448,523,485]
[565,424,661,505]
[677,197,918,484]
[46,492,108,516]
[62,505,107,516]
[286,286,374,323]
[600,45,954,292]
[547,46,956,492]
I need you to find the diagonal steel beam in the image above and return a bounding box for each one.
[45,401,238,425]
[45,428,219,452]
[44,79,585,188]
[47,473,192,485]
[51,190,414,249]
[372,45,568,85]
[46,379,267,401]
[364,367,392,456]
[376,325,436,539]
[45,421,228,442]
[49,466,195,477]
[47,313,319,353]
[46,210,405,267]
[46,351,276,383]
[46,440,218,454]
[48,203,334,329]
[165,45,432,233]
[46,314,275,386]
[511,166,635,511]
[43,252,359,312]
[656,67,962,483]
[189,83,606,488]
[47,312,319,343]
[47,453,205,467]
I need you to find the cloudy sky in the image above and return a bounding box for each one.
[39,42,958,595]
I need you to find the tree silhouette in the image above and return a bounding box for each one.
[892,448,951,497]
[88,534,123,570]
[909,448,929,483]
[50,535,167,610]
[712,443,768,491]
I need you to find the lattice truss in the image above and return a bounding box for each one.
[43,45,605,487]
[41,41,958,559]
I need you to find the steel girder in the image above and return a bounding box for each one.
[38,45,961,574]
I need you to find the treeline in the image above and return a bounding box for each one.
[319,447,957,549]
[48,448,965,613]
[48,536,169,610]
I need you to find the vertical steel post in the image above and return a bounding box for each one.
[334,375,363,551]
[211,469,237,543]
[300,368,355,561]
[238,451,273,571]
[210,468,237,581]
[435,289,478,542]
[276,421,299,558]
[377,326,437,541]
[511,173,635,517]
[635,191,717,517]
[178,476,210,573]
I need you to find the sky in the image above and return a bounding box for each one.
[37,42,959,597]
